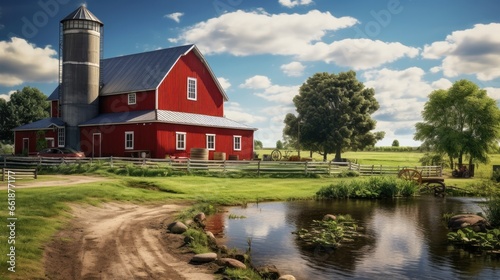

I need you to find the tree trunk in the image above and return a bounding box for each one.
[334,146,342,162]
[448,155,453,170]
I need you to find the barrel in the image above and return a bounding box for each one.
[213,152,226,160]
[228,155,239,161]
[190,148,208,160]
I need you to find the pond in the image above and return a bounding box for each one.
[205,196,500,279]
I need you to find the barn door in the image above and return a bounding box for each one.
[22,138,29,155]
[92,133,101,158]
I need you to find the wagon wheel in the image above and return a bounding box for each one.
[426,181,446,197]
[398,168,422,185]
[271,149,282,161]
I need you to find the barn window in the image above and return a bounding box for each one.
[58,127,65,147]
[206,134,215,150]
[187,77,197,100]
[125,131,134,150]
[128,93,136,105]
[46,138,55,148]
[176,132,186,150]
[233,136,242,151]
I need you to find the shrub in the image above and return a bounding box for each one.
[316,177,419,199]
[484,196,500,227]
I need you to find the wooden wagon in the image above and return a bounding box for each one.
[398,168,446,196]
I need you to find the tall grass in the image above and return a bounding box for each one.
[316,177,420,199]
[484,196,500,227]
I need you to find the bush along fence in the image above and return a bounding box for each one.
[1,156,443,177]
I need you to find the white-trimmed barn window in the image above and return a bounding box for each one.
[233,135,241,151]
[125,131,134,150]
[187,77,197,100]
[58,127,65,147]
[128,93,136,105]
[176,132,186,150]
[206,134,215,150]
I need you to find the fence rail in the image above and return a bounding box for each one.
[0,156,442,177]
[2,168,37,181]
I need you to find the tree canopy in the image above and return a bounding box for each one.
[0,87,49,142]
[414,80,500,168]
[283,71,384,161]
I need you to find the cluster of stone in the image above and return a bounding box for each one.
[166,211,297,279]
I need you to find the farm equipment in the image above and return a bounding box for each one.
[398,168,446,196]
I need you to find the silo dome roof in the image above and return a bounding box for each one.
[61,5,103,25]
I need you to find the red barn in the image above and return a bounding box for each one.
[13,6,256,160]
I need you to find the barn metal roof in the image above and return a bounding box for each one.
[61,5,103,24]
[12,118,65,131]
[48,86,59,100]
[48,45,229,102]
[100,45,194,95]
[79,110,256,131]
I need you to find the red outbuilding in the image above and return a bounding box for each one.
[13,6,256,160]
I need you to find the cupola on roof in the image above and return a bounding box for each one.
[61,5,103,24]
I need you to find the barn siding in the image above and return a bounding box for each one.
[80,123,156,157]
[155,123,253,160]
[157,51,224,116]
[99,90,155,113]
[14,130,58,155]
[81,122,253,159]
[51,100,59,118]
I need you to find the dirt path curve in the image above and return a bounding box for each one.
[44,203,215,280]
[0,175,112,189]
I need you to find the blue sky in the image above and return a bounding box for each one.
[1,0,500,147]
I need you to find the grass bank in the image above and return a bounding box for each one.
[0,175,340,279]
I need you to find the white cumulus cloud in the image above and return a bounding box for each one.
[279,0,313,8]
[281,61,305,77]
[164,12,184,23]
[364,67,432,123]
[0,90,15,101]
[170,9,357,56]
[170,9,418,70]
[0,37,58,87]
[422,23,500,81]
[217,77,231,91]
[485,87,500,100]
[240,75,272,89]
[224,102,267,124]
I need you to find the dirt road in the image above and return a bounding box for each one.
[44,203,215,280]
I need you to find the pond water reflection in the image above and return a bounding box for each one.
[206,196,500,279]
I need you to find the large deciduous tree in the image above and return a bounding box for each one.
[283,71,384,161]
[0,87,49,142]
[414,80,500,169]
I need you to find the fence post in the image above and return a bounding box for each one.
[328,161,331,175]
[110,156,113,168]
[187,159,191,172]
[3,156,6,168]
[257,160,261,177]
[304,161,308,174]
[34,168,38,179]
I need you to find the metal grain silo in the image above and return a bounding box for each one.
[60,5,103,149]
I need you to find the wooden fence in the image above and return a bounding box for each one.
[1,168,37,181]
[0,156,442,177]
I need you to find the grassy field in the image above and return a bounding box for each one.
[2,150,500,278]
[257,148,500,179]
